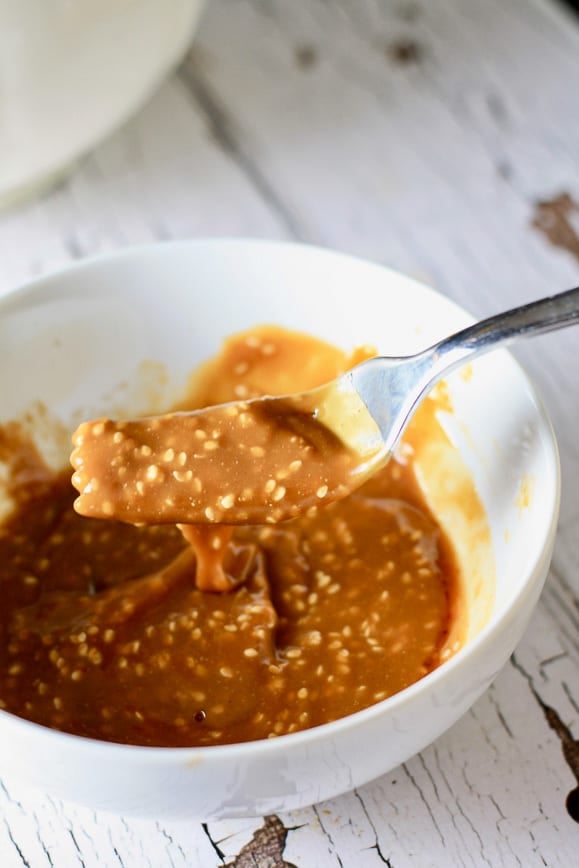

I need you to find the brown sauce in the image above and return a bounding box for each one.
[70,392,364,527]
[0,326,463,747]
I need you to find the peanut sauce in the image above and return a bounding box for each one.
[0,327,462,747]
[70,394,363,526]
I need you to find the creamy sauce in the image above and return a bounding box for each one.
[0,326,465,747]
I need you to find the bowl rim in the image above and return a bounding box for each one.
[0,237,562,763]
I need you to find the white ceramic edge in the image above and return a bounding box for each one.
[0,2,205,212]
[0,239,561,818]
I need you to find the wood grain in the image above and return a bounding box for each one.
[1,0,578,864]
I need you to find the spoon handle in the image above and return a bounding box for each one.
[430,285,579,371]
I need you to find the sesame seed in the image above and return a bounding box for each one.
[264,479,276,494]
[243,648,258,658]
[272,485,286,502]
[204,506,216,521]
[239,413,254,429]
[140,445,153,457]
[173,469,192,483]
[316,485,329,498]
[250,445,265,457]
[204,440,219,452]
[219,494,235,509]
[92,422,105,436]
[194,430,207,441]
[102,501,114,516]
[297,687,308,699]
[146,464,160,481]
[162,448,175,462]
[289,459,302,473]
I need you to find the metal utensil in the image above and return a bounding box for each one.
[344,285,579,462]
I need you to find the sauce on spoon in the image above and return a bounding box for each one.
[71,386,381,526]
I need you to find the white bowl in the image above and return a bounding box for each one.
[0,240,560,818]
[0,0,205,208]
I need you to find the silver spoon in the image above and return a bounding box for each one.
[344,284,579,459]
[71,286,579,526]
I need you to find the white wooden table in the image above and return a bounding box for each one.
[1,1,579,864]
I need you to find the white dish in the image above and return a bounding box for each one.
[0,240,560,818]
[0,0,205,208]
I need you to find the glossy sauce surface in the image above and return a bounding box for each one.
[0,327,462,746]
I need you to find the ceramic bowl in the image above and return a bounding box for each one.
[0,240,560,818]
[0,0,205,208]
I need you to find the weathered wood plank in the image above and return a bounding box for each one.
[0,0,578,864]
